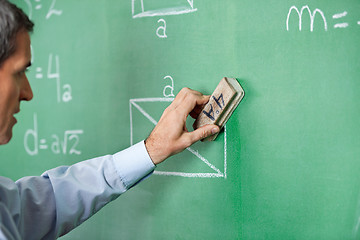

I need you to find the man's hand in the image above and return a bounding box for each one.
[145,88,220,165]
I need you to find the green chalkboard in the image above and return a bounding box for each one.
[2,0,360,239]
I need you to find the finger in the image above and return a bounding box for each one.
[189,96,210,119]
[172,88,204,106]
[184,124,220,145]
[174,89,210,117]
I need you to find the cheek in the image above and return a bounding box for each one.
[0,77,19,142]
[0,76,19,107]
[0,101,14,145]
[0,127,13,145]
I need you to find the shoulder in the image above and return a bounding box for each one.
[0,176,21,237]
[0,176,20,210]
[0,176,18,195]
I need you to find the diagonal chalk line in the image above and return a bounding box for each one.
[131,101,158,125]
[187,0,194,9]
[186,147,222,175]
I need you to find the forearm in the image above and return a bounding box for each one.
[45,141,155,238]
[15,141,154,239]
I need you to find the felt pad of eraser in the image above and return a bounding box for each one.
[193,77,245,141]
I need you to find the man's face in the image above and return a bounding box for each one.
[0,30,33,145]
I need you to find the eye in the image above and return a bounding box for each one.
[14,70,26,79]
[18,67,30,75]
[17,70,25,76]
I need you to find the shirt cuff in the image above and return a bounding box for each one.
[112,140,155,189]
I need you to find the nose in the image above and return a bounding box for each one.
[20,75,33,101]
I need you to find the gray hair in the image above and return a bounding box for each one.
[0,0,34,67]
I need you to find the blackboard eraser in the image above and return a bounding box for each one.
[193,77,244,141]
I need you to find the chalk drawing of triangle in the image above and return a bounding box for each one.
[129,98,227,178]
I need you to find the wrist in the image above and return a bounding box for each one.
[144,136,165,165]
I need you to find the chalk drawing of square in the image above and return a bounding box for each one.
[129,98,227,178]
[131,0,197,18]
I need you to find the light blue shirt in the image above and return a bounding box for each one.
[0,141,155,240]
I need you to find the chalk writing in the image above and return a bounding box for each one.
[46,54,72,103]
[23,0,62,20]
[156,19,168,38]
[24,113,83,156]
[46,0,62,19]
[286,6,359,32]
[31,49,72,103]
[35,67,43,79]
[333,11,348,19]
[163,75,175,97]
[333,11,348,28]
[286,5,327,32]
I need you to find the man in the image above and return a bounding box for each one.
[0,0,219,239]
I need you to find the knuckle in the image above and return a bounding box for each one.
[199,129,208,139]
[179,87,193,98]
[181,87,191,93]
[183,89,191,97]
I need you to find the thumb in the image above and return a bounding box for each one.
[189,124,220,143]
